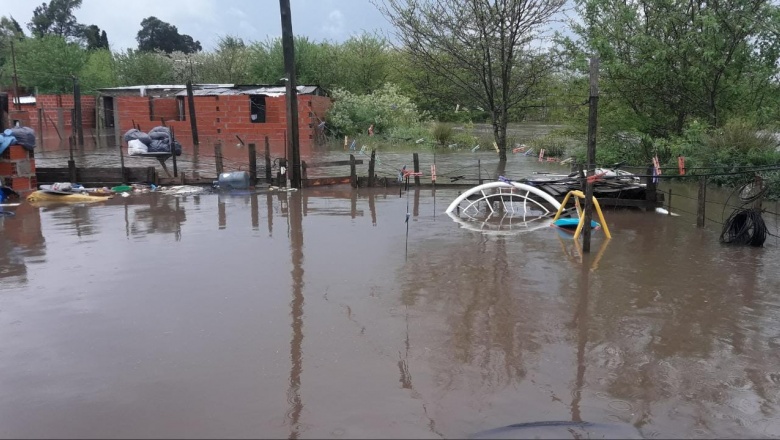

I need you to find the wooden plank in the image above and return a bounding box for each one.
[306,159,363,168]
[302,176,352,188]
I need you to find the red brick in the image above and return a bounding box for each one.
[11,176,33,191]
[0,162,17,175]
[8,146,31,161]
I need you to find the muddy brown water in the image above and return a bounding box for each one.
[2,166,780,438]
[6,126,780,438]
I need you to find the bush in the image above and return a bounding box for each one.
[327,83,422,137]
[431,122,453,146]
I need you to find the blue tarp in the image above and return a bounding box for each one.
[0,133,17,156]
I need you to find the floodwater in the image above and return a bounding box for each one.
[2,157,780,438]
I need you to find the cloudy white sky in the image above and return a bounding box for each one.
[5,0,395,51]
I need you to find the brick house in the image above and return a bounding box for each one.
[97,84,332,158]
[0,91,97,135]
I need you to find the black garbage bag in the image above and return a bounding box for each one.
[123,128,152,146]
[9,126,36,151]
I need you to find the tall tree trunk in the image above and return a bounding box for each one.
[494,107,508,161]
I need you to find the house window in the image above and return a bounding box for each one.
[249,95,266,123]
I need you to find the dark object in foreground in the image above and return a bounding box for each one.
[720,207,767,247]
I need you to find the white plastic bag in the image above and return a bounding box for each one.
[128,139,148,156]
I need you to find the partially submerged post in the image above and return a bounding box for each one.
[368,149,376,187]
[582,57,599,253]
[264,136,272,183]
[170,126,178,178]
[215,140,224,175]
[186,80,199,150]
[697,176,707,228]
[248,143,258,186]
[413,152,420,186]
[279,0,302,189]
[118,142,126,184]
[349,154,357,188]
[68,136,76,183]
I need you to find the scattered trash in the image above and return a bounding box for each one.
[157,185,208,196]
[121,192,131,198]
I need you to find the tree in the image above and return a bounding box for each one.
[114,49,175,85]
[195,35,252,84]
[15,35,87,93]
[136,16,201,54]
[82,24,109,50]
[337,33,392,94]
[80,48,117,91]
[564,0,780,136]
[27,0,84,39]
[377,0,566,160]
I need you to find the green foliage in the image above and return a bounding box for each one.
[114,49,174,85]
[82,24,108,50]
[192,36,252,84]
[136,16,201,54]
[15,35,87,93]
[327,83,422,137]
[28,0,83,39]
[80,49,117,92]
[564,0,780,136]
[430,122,453,146]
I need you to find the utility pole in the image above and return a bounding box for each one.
[10,39,21,111]
[582,57,599,253]
[279,0,302,189]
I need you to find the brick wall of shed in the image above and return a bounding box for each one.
[5,93,96,131]
[114,93,332,161]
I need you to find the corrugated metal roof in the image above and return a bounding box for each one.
[174,85,324,97]
[99,84,233,91]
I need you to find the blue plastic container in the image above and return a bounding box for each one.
[218,171,250,190]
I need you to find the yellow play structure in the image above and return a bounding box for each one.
[551,190,612,240]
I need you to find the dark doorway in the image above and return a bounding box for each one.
[249,95,266,123]
[103,96,115,128]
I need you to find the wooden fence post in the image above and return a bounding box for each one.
[413,152,420,186]
[170,126,178,178]
[368,149,376,187]
[215,140,224,175]
[644,164,657,211]
[697,176,707,228]
[248,143,257,186]
[350,154,357,188]
[68,136,77,183]
[264,136,272,184]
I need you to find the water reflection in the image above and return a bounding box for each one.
[128,195,186,240]
[0,204,45,286]
[286,192,305,439]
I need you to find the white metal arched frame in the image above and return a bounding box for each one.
[445,181,562,216]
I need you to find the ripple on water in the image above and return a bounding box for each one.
[608,400,633,412]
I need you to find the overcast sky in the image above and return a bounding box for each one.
[5,0,396,51]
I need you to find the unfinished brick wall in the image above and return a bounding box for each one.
[151,97,180,123]
[5,93,97,131]
[115,93,332,162]
[1,145,37,194]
